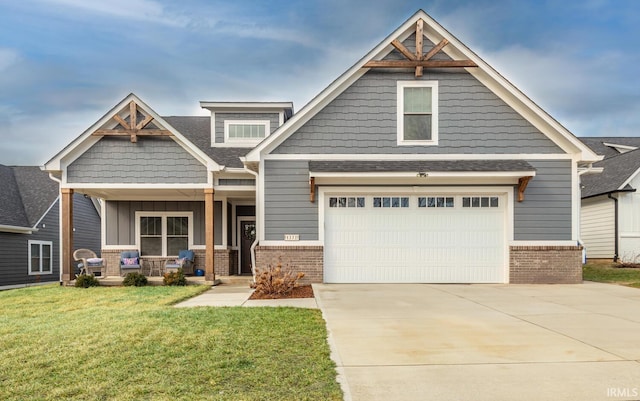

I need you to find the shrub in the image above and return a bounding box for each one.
[75,274,100,288]
[163,268,187,286]
[252,263,305,297]
[122,272,148,287]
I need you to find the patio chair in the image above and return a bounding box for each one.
[120,251,142,276]
[73,249,106,277]
[164,250,195,275]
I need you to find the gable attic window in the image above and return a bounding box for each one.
[224,120,270,144]
[397,81,438,145]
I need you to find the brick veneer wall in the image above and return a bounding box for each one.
[101,248,237,277]
[509,246,582,284]
[255,246,323,284]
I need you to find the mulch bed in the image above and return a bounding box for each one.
[249,285,314,300]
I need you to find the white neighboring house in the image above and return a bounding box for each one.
[580,138,640,262]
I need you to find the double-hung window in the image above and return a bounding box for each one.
[137,212,192,257]
[397,81,438,145]
[28,240,52,275]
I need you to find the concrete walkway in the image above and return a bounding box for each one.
[314,282,640,401]
[174,283,318,308]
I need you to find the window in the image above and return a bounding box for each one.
[28,241,52,275]
[137,213,192,256]
[397,81,438,145]
[224,120,270,142]
[329,197,365,208]
[462,197,499,208]
[418,197,454,208]
[373,196,409,208]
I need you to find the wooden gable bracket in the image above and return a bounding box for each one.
[363,19,478,77]
[309,177,316,203]
[518,176,532,202]
[91,101,172,143]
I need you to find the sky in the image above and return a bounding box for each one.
[0,0,639,165]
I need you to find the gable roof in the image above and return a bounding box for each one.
[0,165,59,231]
[581,148,640,198]
[43,93,220,173]
[245,9,600,163]
[579,137,640,159]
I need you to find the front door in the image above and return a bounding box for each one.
[240,220,256,275]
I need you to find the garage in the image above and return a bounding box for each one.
[323,191,507,283]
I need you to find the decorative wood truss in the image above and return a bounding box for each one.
[92,101,172,143]
[364,19,477,77]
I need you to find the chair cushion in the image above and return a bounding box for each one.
[178,250,195,261]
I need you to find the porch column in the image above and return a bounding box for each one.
[61,188,74,283]
[204,188,215,283]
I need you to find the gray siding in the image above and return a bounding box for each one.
[219,179,255,186]
[514,160,572,240]
[0,195,102,287]
[273,69,561,154]
[68,137,207,184]
[105,200,222,246]
[215,112,280,143]
[264,160,318,240]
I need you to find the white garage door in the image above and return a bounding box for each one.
[324,192,506,283]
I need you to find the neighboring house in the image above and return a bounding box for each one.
[43,10,600,285]
[579,138,640,262]
[0,165,101,290]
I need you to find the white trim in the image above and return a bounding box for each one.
[278,111,284,127]
[200,102,293,111]
[259,240,324,247]
[509,240,578,246]
[264,153,574,161]
[257,159,265,241]
[310,171,534,178]
[101,199,107,250]
[620,233,640,238]
[0,224,36,234]
[32,197,60,230]
[223,120,270,146]
[397,80,438,146]
[571,154,579,241]
[237,216,256,274]
[602,142,638,152]
[134,211,194,257]
[210,111,216,146]
[0,281,57,291]
[61,183,211,190]
[213,185,256,192]
[618,167,640,191]
[28,240,54,275]
[220,195,228,247]
[102,245,136,250]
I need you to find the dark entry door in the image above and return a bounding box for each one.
[240,221,256,275]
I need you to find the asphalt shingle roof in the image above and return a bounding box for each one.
[309,160,536,173]
[581,148,640,198]
[579,137,640,159]
[0,165,59,227]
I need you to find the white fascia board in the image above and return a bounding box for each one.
[266,153,573,161]
[602,142,638,151]
[310,170,534,178]
[417,13,601,163]
[200,102,293,111]
[619,167,640,190]
[0,224,37,234]
[61,183,211,189]
[32,197,60,229]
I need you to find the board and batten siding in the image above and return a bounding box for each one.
[272,71,562,154]
[67,137,207,184]
[105,200,222,246]
[514,160,573,241]
[618,173,640,261]
[215,112,280,144]
[264,160,318,241]
[72,194,102,257]
[580,196,615,259]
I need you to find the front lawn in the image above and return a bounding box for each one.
[583,262,640,288]
[0,285,342,400]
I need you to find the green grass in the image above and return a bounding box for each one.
[0,285,342,401]
[583,262,640,288]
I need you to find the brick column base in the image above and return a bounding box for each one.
[510,245,583,284]
[255,246,323,284]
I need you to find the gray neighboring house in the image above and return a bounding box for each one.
[44,10,601,285]
[579,138,640,261]
[0,165,101,289]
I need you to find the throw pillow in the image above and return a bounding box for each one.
[123,257,138,265]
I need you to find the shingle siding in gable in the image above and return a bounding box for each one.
[514,160,572,240]
[264,160,318,241]
[215,112,280,143]
[67,137,207,184]
[273,69,562,155]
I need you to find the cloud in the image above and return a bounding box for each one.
[0,48,19,72]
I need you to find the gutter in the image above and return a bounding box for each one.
[0,224,37,234]
[608,193,619,262]
[243,164,260,283]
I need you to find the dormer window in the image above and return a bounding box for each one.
[397,81,438,145]
[224,120,270,144]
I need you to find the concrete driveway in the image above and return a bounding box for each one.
[313,282,640,401]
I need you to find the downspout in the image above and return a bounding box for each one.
[607,193,619,262]
[244,166,260,283]
[48,173,64,283]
